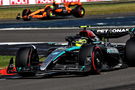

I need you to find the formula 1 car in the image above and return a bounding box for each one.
[16,2,85,21]
[7,26,135,77]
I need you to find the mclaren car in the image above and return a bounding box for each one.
[16,2,85,21]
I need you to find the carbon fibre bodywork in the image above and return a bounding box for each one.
[7,27,135,77]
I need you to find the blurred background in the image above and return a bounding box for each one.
[0,0,135,20]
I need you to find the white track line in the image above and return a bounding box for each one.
[0,27,79,31]
[0,42,46,45]
[0,42,68,45]
[0,26,135,31]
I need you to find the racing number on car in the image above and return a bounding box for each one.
[36,0,54,4]
[0,0,3,5]
[10,0,29,5]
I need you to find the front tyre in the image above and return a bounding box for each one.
[91,47,103,74]
[15,46,39,77]
[22,9,31,21]
[125,37,135,66]
[72,6,85,18]
[79,44,103,75]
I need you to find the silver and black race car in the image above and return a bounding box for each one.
[7,26,135,77]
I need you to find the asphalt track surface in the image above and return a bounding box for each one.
[0,28,134,90]
[0,28,130,42]
[1,12,135,28]
[0,68,135,90]
[0,28,130,56]
[0,13,135,90]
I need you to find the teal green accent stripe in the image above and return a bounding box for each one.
[131,28,135,32]
[17,67,22,72]
[66,46,80,51]
[80,66,86,71]
[52,46,80,61]
[93,41,101,44]
[52,51,65,61]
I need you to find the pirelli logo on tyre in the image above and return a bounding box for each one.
[36,0,54,4]
[10,0,29,5]
[0,0,3,5]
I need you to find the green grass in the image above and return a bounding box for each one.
[0,2,135,20]
[85,3,135,15]
[0,56,14,68]
[0,55,46,69]
[0,7,41,20]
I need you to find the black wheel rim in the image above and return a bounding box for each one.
[79,9,84,16]
[94,50,102,71]
[86,55,91,66]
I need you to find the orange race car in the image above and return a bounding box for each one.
[16,2,85,21]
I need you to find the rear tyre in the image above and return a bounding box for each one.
[22,9,31,21]
[15,46,39,77]
[79,44,103,75]
[125,37,135,66]
[72,6,85,18]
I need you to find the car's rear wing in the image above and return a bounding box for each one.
[93,28,129,38]
[80,26,135,39]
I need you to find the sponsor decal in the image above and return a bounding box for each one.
[107,47,119,54]
[36,0,54,4]
[97,28,129,33]
[61,0,80,3]
[87,0,111,1]
[0,0,3,5]
[10,0,29,5]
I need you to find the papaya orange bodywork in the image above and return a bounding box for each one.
[21,2,83,20]
[55,9,63,12]
[29,9,46,18]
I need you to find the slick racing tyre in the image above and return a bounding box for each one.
[15,46,39,77]
[72,6,85,18]
[79,44,103,75]
[125,37,135,66]
[22,9,31,21]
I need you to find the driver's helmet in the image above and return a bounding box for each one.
[53,1,56,6]
[52,1,60,7]
[75,37,87,47]
[79,30,96,38]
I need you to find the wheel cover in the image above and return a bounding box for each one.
[86,56,91,66]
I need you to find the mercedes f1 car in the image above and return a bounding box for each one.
[7,26,135,77]
[16,2,85,21]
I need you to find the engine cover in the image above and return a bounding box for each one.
[106,47,121,66]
